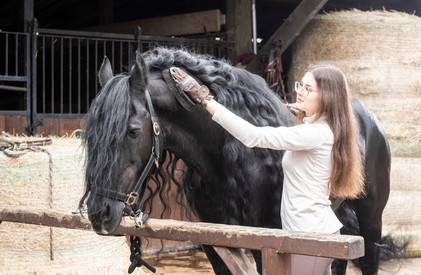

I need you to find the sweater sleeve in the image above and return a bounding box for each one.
[212,104,330,151]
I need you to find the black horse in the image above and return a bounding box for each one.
[79,47,390,275]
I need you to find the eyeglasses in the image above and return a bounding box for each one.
[294,81,316,97]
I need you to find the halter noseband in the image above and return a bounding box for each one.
[92,88,161,226]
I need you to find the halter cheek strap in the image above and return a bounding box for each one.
[125,88,161,218]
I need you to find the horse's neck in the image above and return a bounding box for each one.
[160,111,225,180]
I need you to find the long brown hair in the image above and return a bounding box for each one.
[296,64,365,199]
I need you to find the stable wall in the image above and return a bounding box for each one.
[0,116,83,137]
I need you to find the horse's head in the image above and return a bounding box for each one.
[81,51,160,235]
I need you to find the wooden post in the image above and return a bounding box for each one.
[262,248,291,275]
[213,246,259,275]
[247,0,328,74]
[226,0,253,60]
[23,0,34,32]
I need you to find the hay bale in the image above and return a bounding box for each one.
[0,135,145,274]
[287,9,421,155]
[384,157,421,257]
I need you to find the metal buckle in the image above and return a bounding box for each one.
[151,146,160,168]
[125,192,138,206]
[153,122,160,136]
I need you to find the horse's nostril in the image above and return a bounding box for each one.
[101,204,112,222]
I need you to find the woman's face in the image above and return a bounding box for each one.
[295,72,321,117]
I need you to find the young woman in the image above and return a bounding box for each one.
[170,64,365,275]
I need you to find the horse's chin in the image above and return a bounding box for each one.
[96,218,123,236]
[89,201,125,236]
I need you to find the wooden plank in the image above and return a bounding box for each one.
[0,206,91,231]
[0,116,6,133]
[37,118,59,136]
[58,118,83,136]
[213,246,259,275]
[0,206,364,259]
[262,248,291,275]
[34,118,83,136]
[4,115,27,135]
[83,9,222,36]
[247,0,328,74]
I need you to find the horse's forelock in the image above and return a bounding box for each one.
[82,75,131,194]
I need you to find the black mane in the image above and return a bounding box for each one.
[143,47,290,126]
[142,48,294,226]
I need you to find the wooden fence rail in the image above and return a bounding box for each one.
[0,205,364,274]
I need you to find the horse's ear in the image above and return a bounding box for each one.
[130,51,149,90]
[98,56,113,87]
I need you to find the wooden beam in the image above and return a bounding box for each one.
[83,9,223,37]
[226,0,253,59]
[23,0,34,32]
[0,205,364,260]
[213,246,259,275]
[0,206,91,230]
[98,0,114,25]
[247,0,328,74]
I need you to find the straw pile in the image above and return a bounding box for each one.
[385,157,421,257]
[0,135,145,274]
[288,9,421,256]
[288,9,421,157]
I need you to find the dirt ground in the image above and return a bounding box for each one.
[142,249,421,275]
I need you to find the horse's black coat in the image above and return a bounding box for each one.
[80,48,390,275]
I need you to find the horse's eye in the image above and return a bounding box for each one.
[128,128,140,138]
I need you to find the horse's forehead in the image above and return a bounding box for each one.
[130,96,149,116]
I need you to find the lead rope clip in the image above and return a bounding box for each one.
[135,211,149,227]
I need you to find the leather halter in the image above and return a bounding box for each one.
[92,88,161,222]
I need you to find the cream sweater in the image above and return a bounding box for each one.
[212,105,342,233]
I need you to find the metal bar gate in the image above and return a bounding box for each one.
[0,19,233,135]
[0,31,32,128]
